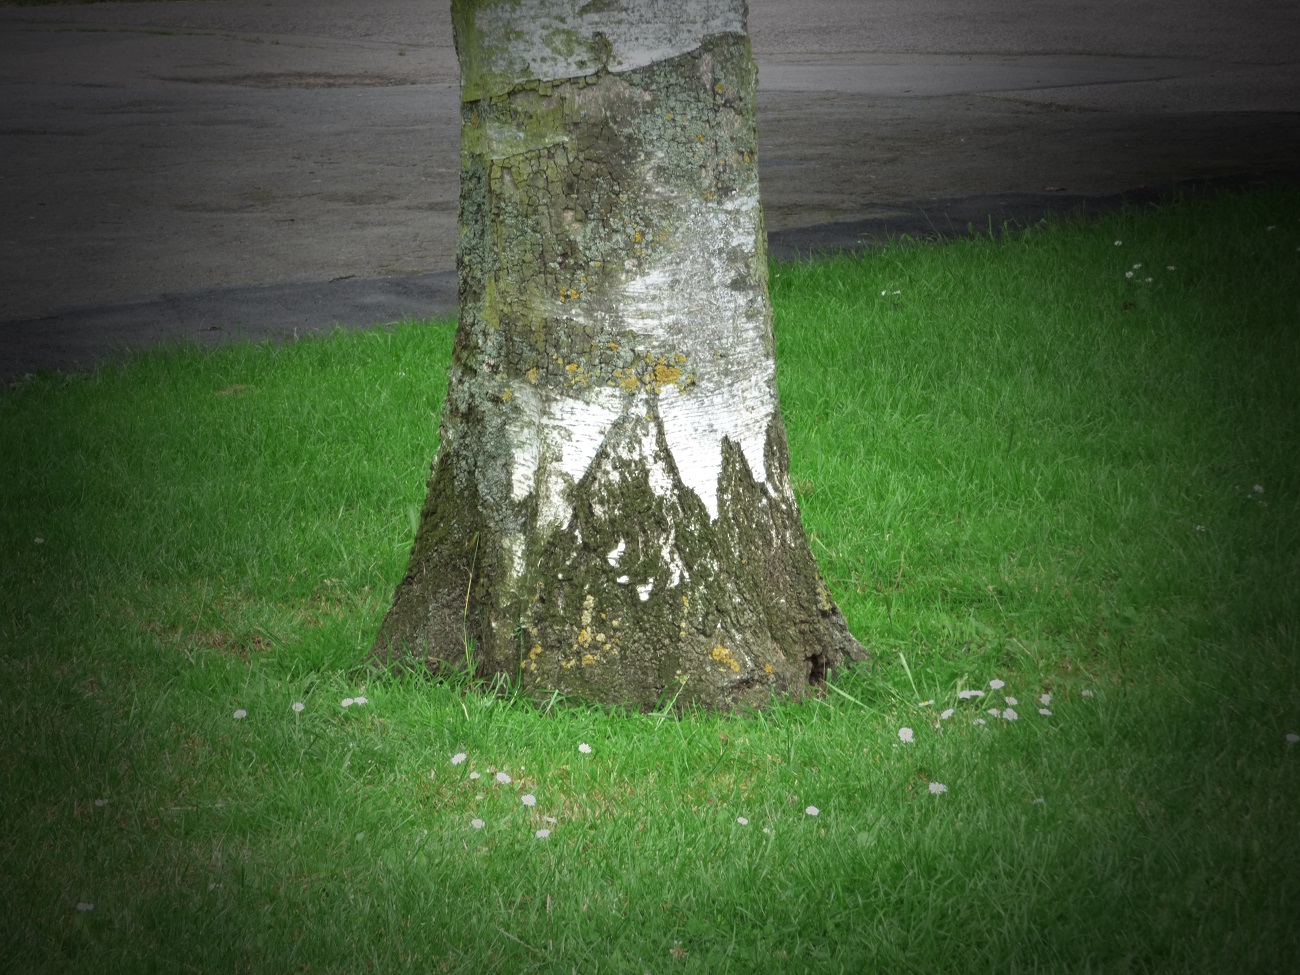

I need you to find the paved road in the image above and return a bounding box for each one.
[2,0,1298,379]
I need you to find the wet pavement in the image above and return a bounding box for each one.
[2,0,1297,380]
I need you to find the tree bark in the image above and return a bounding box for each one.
[371,0,866,710]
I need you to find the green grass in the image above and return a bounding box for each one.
[3,188,1298,972]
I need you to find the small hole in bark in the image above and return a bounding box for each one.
[807,653,828,686]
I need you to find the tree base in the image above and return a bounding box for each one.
[372,413,867,712]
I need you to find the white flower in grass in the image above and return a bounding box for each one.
[1039,708,1053,716]
[989,679,1005,690]
[495,771,512,784]
[451,752,467,765]
[292,701,305,713]
[535,828,551,839]
[1132,263,1142,270]
[1081,689,1095,698]
[941,708,954,720]
[543,816,557,824]
[1039,693,1051,705]
[1286,733,1299,745]
[94,798,107,807]
[1114,240,1123,246]
[469,771,480,780]
[928,782,948,795]
[737,816,749,826]
[75,902,94,912]
[341,698,354,708]
[898,727,914,744]
[521,794,537,807]
[957,689,983,700]
[1253,484,1264,494]
[578,742,592,754]
[988,708,1001,718]
[1004,696,1018,706]
[353,696,368,706]
[233,709,247,720]
[1167,265,1177,271]
[1002,708,1019,721]
[974,718,987,726]
[805,805,820,817]
[1125,271,1134,279]
[1033,797,1046,805]
[918,700,934,708]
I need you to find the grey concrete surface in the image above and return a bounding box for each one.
[2,0,1298,380]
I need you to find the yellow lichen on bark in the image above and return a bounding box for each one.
[710,644,741,673]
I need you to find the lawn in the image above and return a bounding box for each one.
[2,187,1298,972]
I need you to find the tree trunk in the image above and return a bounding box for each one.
[371,0,866,710]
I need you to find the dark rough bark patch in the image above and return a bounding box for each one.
[370,446,489,677]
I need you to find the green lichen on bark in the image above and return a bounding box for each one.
[455,31,766,395]
[371,7,866,709]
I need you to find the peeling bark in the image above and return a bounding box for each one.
[371,0,866,710]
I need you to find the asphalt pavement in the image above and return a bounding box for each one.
[2,0,1298,381]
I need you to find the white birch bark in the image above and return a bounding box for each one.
[372,0,865,709]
